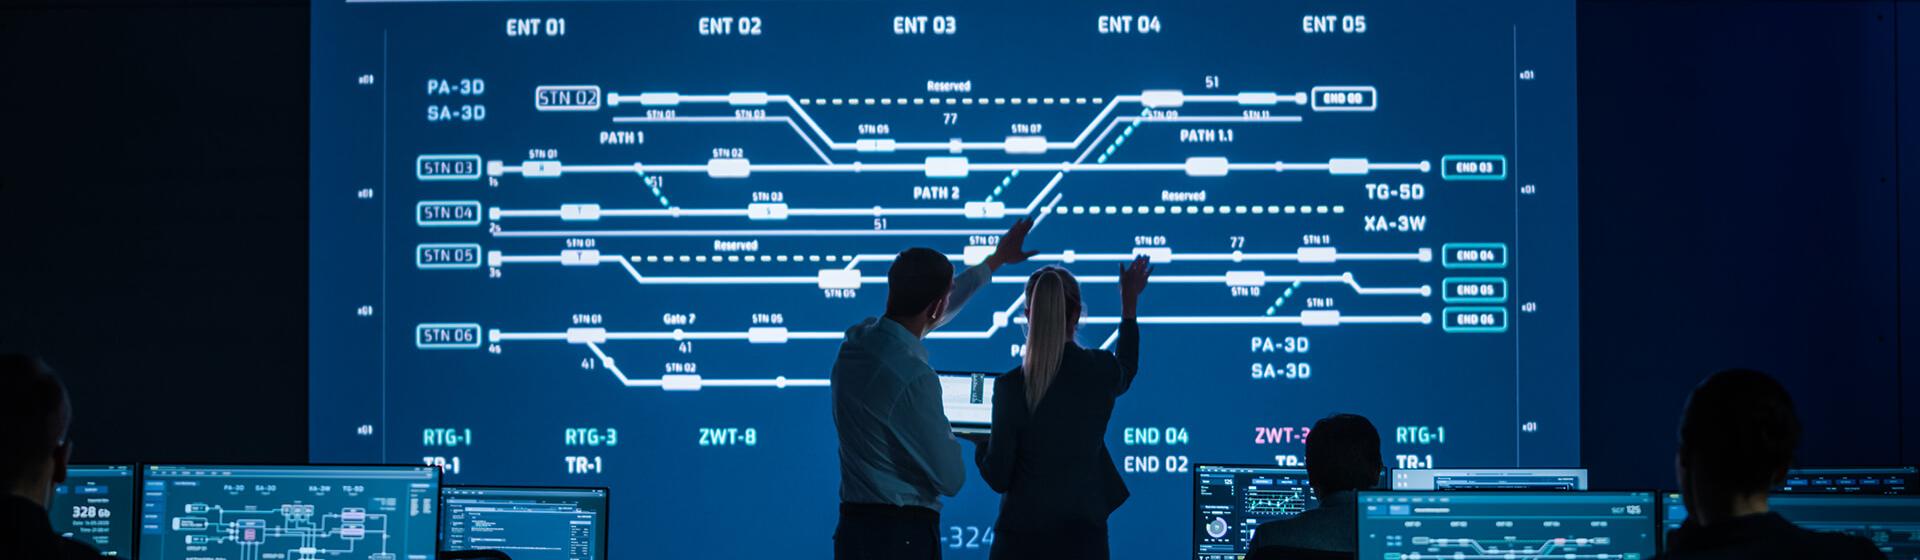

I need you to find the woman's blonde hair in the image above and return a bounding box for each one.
[1023,266,1081,410]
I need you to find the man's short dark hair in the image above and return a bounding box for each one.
[1680,369,1801,495]
[1,354,70,485]
[885,248,955,318]
[1305,413,1382,495]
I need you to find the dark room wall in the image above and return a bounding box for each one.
[0,2,309,465]
[2,1,1917,487]
[1579,0,1905,489]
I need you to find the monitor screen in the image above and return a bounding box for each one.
[1779,467,1918,495]
[310,1,1580,557]
[1661,493,1920,559]
[1390,468,1588,491]
[440,486,610,560]
[139,465,441,560]
[938,371,998,434]
[1359,491,1657,560]
[51,465,137,557]
[1193,464,1317,560]
[1660,492,1685,551]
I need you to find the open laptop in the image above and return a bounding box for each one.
[937,370,1000,434]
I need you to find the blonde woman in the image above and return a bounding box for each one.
[968,256,1152,559]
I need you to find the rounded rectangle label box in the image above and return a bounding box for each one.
[1442,243,1508,269]
[416,323,483,349]
[416,201,482,227]
[416,243,483,269]
[1440,155,1507,180]
[1442,277,1508,303]
[416,155,482,181]
[1442,307,1508,333]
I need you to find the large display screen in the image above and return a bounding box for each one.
[311,2,1577,558]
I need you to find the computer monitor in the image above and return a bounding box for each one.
[1390,468,1589,491]
[936,371,999,434]
[51,464,138,557]
[1659,492,1685,551]
[1779,466,1918,495]
[139,465,441,560]
[1660,492,1920,558]
[1359,491,1658,559]
[440,486,610,560]
[1192,464,1318,560]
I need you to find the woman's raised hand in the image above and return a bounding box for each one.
[1119,256,1153,318]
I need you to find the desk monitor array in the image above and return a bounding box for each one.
[47,465,612,560]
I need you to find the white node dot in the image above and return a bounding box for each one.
[673,328,685,341]
[1421,313,1433,324]
[1421,285,1433,297]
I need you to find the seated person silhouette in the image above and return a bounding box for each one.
[0,354,110,560]
[1656,369,1885,560]
[1246,413,1378,560]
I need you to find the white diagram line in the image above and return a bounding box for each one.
[494,159,1428,176]
[585,341,829,390]
[498,311,1433,346]
[519,249,1434,265]
[600,91,1311,154]
[491,228,1003,238]
[604,113,1301,154]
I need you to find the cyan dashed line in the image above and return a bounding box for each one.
[1264,281,1305,316]
[641,172,670,207]
[1097,108,1152,165]
[985,170,1019,203]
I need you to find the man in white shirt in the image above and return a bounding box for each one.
[831,218,1037,560]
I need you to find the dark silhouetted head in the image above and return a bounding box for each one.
[1677,369,1800,519]
[884,248,955,333]
[1305,413,1382,496]
[1,353,73,505]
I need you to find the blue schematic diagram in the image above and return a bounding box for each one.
[311,2,1578,558]
[139,466,440,560]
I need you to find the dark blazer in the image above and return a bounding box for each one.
[974,318,1139,559]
